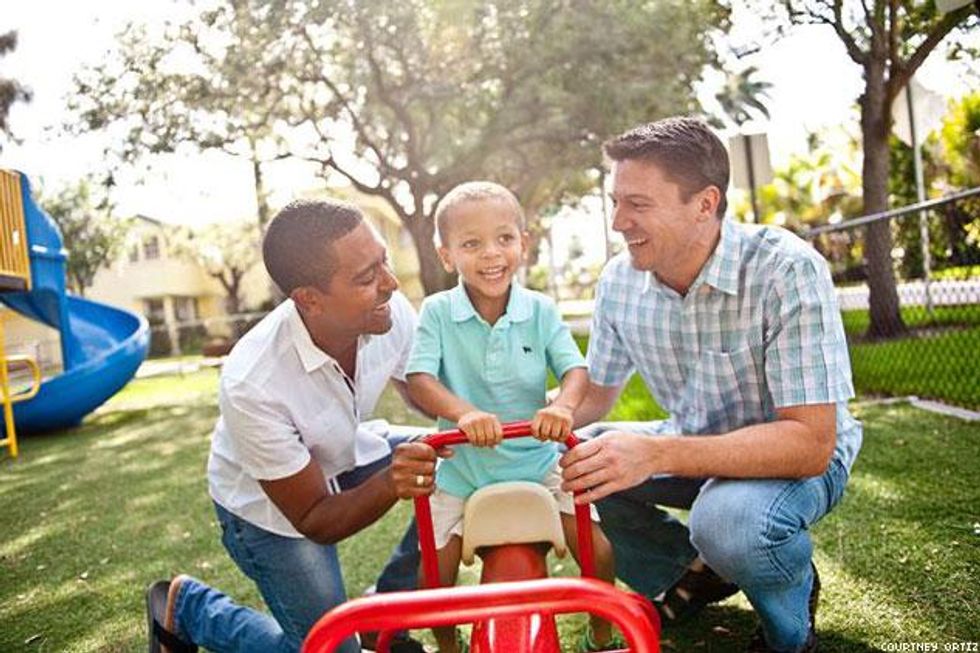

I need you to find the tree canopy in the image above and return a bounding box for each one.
[169,221,262,316]
[69,0,729,293]
[0,30,31,152]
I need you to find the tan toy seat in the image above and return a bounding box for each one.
[460,481,567,565]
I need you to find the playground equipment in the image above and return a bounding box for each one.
[0,170,41,456]
[0,169,150,446]
[303,422,661,653]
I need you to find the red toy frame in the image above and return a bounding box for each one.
[302,421,661,653]
[303,578,661,653]
[414,421,595,586]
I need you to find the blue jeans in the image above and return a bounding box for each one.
[173,437,421,653]
[579,422,850,653]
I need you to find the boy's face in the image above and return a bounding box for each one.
[438,198,527,303]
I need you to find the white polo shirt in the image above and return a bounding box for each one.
[207,292,417,537]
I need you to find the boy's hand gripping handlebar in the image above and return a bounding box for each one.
[414,420,595,588]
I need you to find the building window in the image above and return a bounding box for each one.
[143,236,161,260]
[143,298,166,325]
[173,296,199,323]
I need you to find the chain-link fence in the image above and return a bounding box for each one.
[804,187,980,410]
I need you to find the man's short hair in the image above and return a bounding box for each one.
[604,116,729,218]
[433,181,525,247]
[263,199,363,295]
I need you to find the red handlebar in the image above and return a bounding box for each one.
[414,420,595,587]
[420,419,582,450]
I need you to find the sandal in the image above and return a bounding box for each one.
[145,577,198,653]
[656,563,739,623]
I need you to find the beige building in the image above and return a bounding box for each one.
[5,195,423,365]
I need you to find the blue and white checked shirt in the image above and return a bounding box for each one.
[587,219,862,471]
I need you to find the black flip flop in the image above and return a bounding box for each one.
[657,564,739,623]
[145,579,198,653]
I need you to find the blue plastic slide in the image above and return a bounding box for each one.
[1,172,149,433]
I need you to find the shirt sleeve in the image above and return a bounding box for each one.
[763,255,855,407]
[405,296,443,377]
[585,271,635,386]
[389,292,418,382]
[541,298,586,380]
[219,377,312,481]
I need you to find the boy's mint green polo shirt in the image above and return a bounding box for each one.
[406,282,586,499]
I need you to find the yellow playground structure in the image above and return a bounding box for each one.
[0,171,42,457]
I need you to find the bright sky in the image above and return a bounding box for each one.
[2,0,976,262]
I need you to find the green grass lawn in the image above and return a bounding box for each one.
[1,369,978,651]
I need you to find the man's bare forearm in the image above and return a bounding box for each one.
[296,468,399,545]
[261,442,438,545]
[653,414,835,479]
[561,403,838,502]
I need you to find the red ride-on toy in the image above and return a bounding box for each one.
[303,421,661,653]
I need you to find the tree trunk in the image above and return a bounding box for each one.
[216,270,247,337]
[406,213,455,295]
[253,156,271,229]
[253,154,285,305]
[860,62,906,340]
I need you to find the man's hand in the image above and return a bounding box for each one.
[559,430,656,503]
[531,404,574,442]
[458,410,503,447]
[388,441,447,499]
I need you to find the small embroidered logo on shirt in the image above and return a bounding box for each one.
[522,346,532,354]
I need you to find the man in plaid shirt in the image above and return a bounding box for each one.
[560,117,862,653]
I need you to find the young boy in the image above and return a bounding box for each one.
[406,181,616,653]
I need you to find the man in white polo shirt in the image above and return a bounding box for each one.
[145,199,441,653]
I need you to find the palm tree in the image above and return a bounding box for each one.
[715,65,772,127]
[715,65,773,221]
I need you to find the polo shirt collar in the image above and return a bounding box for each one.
[691,218,741,296]
[640,218,740,297]
[286,299,370,373]
[449,280,533,324]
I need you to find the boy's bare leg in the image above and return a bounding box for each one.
[428,535,463,653]
[561,513,616,647]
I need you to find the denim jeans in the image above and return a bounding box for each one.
[578,422,850,653]
[173,436,421,653]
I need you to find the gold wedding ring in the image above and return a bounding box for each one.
[415,474,425,487]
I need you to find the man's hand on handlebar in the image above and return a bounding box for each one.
[389,441,452,499]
